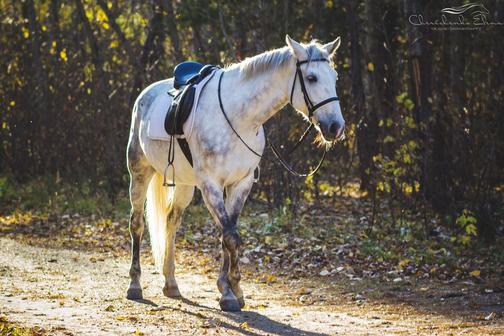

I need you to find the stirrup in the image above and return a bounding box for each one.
[163,162,176,187]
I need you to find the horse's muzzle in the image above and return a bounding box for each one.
[321,119,345,142]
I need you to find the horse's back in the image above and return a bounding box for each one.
[135,78,174,115]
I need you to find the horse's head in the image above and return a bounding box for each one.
[286,35,345,143]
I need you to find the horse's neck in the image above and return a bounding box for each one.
[222,67,291,131]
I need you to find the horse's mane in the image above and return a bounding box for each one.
[228,41,329,79]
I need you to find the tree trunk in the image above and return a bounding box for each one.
[404,0,433,199]
[160,0,184,61]
[356,0,381,191]
[130,0,166,105]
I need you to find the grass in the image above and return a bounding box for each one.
[0,175,129,218]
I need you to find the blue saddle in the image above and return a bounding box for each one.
[174,61,205,89]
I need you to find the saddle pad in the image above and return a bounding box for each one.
[147,69,216,141]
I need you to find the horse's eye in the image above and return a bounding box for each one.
[307,75,317,83]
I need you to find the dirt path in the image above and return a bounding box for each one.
[0,237,502,336]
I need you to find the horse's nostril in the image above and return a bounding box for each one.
[329,122,339,135]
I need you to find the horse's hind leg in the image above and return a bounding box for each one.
[126,152,154,300]
[162,185,194,298]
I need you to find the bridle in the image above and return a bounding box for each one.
[218,57,340,177]
[290,58,340,120]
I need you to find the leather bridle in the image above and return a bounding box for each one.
[218,57,339,177]
[290,58,340,120]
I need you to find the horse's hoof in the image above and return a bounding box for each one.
[163,285,182,298]
[220,298,241,312]
[237,297,245,308]
[126,288,143,300]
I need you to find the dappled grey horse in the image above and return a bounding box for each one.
[126,35,345,311]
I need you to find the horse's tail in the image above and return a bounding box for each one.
[146,172,172,270]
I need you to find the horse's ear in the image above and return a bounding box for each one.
[323,37,341,59]
[286,35,306,60]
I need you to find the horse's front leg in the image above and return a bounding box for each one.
[200,178,250,311]
[223,175,254,309]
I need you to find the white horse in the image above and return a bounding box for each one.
[126,35,345,311]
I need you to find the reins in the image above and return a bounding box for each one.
[217,57,339,177]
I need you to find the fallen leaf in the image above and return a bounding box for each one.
[470,270,481,277]
[484,312,496,321]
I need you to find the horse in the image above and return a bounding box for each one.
[126,35,345,311]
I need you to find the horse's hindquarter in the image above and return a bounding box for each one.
[134,78,197,186]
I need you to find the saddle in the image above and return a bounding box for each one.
[165,62,216,136]
[162,62,216,179]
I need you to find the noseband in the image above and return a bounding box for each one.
[218,57,339,177]
[290,58,340,119]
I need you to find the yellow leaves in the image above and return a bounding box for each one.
[396,93,415,110]
[257,273,276,284]
[405,116,416,129]
[372,154,382,162]
[22,27,29,39]
[102,22,110,30]
[85,8,93,21]
[414,181,420,192]
[396,35,407,44]
[49,41,58,55]
[96,8,108,23]
[60,49,68,62]
[470,269,481,277]
[107,1,113,9]
[367,62,375,71]
[396,92,407,104]
[379,118,394,128]
[383,135,395,143]
[9,101,15,107]
[1,122,7,129]
[456,210,478,245]
[115,315,138,322]
[109,40,119,48]
[465,223,477,236]
[325,0,333,9]
[239,321,250,329]
[461,235,471,245]
[397,258,410,270]
[376,181,391,193]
